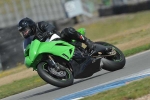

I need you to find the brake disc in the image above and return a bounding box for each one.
[49,68,66,77]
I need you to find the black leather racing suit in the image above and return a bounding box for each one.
[23,21,59,51]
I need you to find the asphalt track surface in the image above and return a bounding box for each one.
[2,50,150,100]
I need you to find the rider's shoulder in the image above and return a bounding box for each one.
[37,21,54,28]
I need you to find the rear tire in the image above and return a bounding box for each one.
[37,62,74,87]
[95,41,126,71]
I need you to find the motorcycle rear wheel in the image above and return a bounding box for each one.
[95,41,126,71]
[37,62,74,87]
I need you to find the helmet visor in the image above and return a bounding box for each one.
[19,27,31,38]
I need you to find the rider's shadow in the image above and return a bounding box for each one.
[73,71,111,84]
[21,71,111,100]
[20,87,60,100]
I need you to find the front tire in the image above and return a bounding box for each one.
[95,41,126,71]
[37,62,74,87]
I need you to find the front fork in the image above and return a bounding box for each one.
[46,55,67,77]
[47,55,60,70]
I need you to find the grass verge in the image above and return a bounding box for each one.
[0,65,26,78]
[82,77,150,100]
[0,75,46,99]
[123,43,150,57]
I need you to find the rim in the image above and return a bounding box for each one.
[42,63,71,81]
[105,47,123,62]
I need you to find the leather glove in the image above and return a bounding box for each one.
[62,27,76,35]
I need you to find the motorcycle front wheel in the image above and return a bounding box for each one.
[37,62,74,87]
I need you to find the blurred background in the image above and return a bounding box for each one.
[0,0,150,71]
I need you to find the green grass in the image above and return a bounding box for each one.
[82,77,150,100]
[106,28,150,45]
[123,43,150,57]
[1,11,150,99]
[0,64,26,78]
[0,75,46,99]
[75,11,150,40]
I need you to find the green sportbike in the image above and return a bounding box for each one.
[24,28,126,87]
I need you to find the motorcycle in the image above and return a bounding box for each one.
[24,28,126,87]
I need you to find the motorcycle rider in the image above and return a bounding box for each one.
[18,17,111,54]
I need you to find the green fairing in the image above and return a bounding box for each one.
[77,28,86,36]
[24,44,30,57]
[25,28,86,70]
[25,39,75,69]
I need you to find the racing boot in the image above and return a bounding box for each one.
[77,33,112,55]
[83,37,95,52]
[80,35,113,55]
